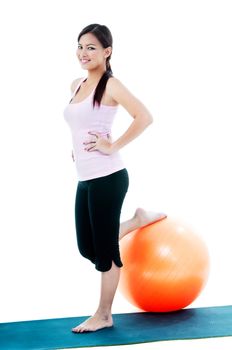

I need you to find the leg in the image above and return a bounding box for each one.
[119,208,167,241]
[72,262,119,333]
[75,181,95,262]
[72,169,129,333]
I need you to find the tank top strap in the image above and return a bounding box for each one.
[70,77,86,101]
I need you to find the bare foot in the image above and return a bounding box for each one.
[119,208,167,241]
[135,208,167,228]
[71,313,113,333]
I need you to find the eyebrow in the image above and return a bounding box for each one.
[78,43,97,46]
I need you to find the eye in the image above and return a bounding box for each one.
[88,46,96,50]
[77,44,82,49]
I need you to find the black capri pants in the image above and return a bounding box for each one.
[74,168,129,272]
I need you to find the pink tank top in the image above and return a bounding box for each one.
[63,78,125,181]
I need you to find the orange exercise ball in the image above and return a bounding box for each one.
[119,217,210,312]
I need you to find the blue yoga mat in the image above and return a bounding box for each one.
[1,305,232,349]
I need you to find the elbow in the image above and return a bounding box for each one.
[145,114,153,127]
[135,113,153,128]
[142,109,153,126]
[148,115,154,125]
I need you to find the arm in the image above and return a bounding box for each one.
[85,77,153,154]
[107,77,153,153]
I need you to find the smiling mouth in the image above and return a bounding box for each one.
[80,59,90,64]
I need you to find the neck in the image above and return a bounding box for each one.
[85,69,106,86]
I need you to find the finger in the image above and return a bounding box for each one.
[85,144,97,152]
[88,131,100,139]
[83,140,96,145]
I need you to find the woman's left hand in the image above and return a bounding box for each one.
[83,131,114,155]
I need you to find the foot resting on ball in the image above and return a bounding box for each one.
[134,208,167,228]
[119,208,167,240]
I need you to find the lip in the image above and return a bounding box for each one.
[80,59,90,64]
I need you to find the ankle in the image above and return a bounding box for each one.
[95,308,112,320]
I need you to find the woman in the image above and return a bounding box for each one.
[63,23,166,333]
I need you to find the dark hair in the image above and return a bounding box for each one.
[78,24,113,107]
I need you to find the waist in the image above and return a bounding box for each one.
[74,153,125,181]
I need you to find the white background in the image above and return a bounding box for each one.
[0,0,232,348]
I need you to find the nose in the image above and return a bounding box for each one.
[77,47,88,58]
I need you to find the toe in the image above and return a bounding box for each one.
[72,326,81,333]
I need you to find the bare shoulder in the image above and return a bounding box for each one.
[106,76,128,92]
[70,77,83,93]
[106,76,152,120]
[106,76,137,104]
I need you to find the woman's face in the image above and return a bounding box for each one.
[77,33,111,71]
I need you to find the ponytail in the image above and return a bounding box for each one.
[93,57,113,107]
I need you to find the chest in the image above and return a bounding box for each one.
[64,102,117,131]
